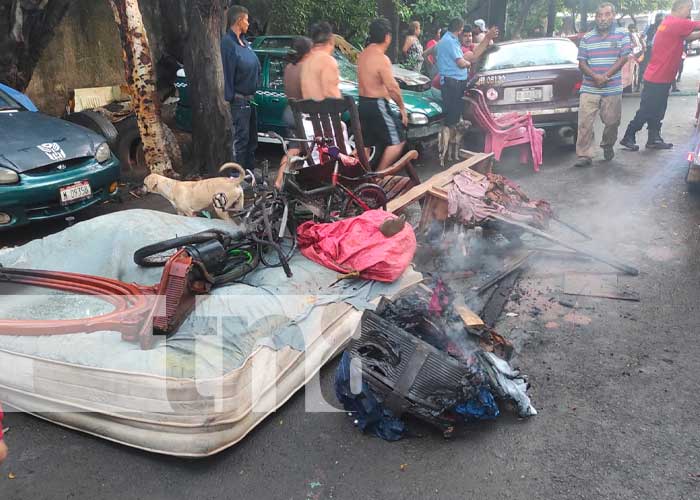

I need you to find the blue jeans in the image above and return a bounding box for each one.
[230,98,258,170]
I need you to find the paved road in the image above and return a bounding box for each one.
[2,60,700,499]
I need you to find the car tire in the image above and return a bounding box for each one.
[64,111,119,150]
[115,116,183,182]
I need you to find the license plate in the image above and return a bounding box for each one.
[515,87,544,103]
[60,180,92,205]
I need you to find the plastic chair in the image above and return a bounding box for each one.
[467,89,529,129]
[289,96,420,199]
[464,95,544,172]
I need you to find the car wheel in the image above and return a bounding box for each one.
[115,116,183,182]
[64,110,119,150]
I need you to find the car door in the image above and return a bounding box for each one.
[257,55,288,135]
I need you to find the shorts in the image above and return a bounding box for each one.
[440,77,468,126]
[358,97,406,147]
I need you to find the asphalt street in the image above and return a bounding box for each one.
[2,59,700,500]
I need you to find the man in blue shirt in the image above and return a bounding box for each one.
[433,18,497,127]
[221,5,261,171]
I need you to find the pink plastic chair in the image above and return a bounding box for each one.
[467,89,528,129]
[464,95,544,172]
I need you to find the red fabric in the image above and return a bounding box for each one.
[297,210,416,283]
[645,16,700,83]
[426,39,438,64]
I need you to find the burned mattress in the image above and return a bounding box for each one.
[0,209,422,456]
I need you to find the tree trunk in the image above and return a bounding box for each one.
[0,0,76,91]
[109,0,173,176]
[511,0,535,39]
[181,0,232,175]
[579,0,588,32]
[547,0,557,36]
[377,0,399,62]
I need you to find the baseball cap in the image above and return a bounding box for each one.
[474,19,486,31]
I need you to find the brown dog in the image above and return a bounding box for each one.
[144,163,246,221]
[439,119,471,167]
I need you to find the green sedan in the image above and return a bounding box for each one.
[0,84,121,231]
[175,47,445,149]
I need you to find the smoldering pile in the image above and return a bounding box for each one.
[334,282,536,441]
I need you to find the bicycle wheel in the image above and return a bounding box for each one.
[260,199,298,268]
[133,230,229,267]
[341,183,387,218]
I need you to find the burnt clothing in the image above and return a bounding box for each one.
[221,31,261,102]
[627,81,672,134]
[441,77,468,126]
[359,97,406,147]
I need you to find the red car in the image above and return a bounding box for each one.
[468,38,582,143]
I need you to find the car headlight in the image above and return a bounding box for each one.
[0,167,19,185]
[409,113,429,125]
[95,142,111,163]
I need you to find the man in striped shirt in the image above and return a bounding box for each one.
[574,2,631,167]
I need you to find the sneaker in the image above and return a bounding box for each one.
[620,136,639,151]
[603,147,614,161]
[574,157,593,168]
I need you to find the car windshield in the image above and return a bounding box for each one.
[334,50,358,82]
[481,40,578,71]
[0,89,22,111]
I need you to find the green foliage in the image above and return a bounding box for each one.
[267,0,376,47]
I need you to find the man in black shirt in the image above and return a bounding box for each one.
[221,5,261,171]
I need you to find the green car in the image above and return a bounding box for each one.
[0,84,121,231]
[175,47,444,150]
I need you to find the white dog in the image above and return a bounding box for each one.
[439,119,471,167]
[144,163,246,221]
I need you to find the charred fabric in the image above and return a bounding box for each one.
[335,282,536,441]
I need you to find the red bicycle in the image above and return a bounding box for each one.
[267,132,388,221]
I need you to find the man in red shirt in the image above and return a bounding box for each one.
[621,0,700,150]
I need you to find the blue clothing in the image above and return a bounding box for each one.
[221,31,261,101]
[436,32,468,81]
[577,27,631,96]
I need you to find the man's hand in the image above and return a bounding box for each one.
[0,439,7,465]
[400,108,408,127]
[486,26,499,40]
[592,74,608,87]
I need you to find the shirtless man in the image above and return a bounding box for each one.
[357,18,408,170]
[300,22,341,100]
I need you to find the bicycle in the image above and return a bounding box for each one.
[266,132,388,221]
[133,179,297,282]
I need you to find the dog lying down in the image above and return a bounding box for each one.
[439,119,471,167]
[143,163,246,221]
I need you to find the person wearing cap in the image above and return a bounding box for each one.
[473,19,487,43]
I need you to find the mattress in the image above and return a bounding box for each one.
[0,210,422,456]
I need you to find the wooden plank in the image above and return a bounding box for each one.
[563,273,640,302]
[456,305,485,327]
[481,269,523,327]
[387,152,492,213]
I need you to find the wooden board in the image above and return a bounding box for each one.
[456,305,485,327]
[387,152,492,213]
[563,272,640,301]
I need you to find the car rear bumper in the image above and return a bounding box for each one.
[492,106,579,128]
[0,157,120,231]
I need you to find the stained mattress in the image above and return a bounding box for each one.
[0,210,422,456]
